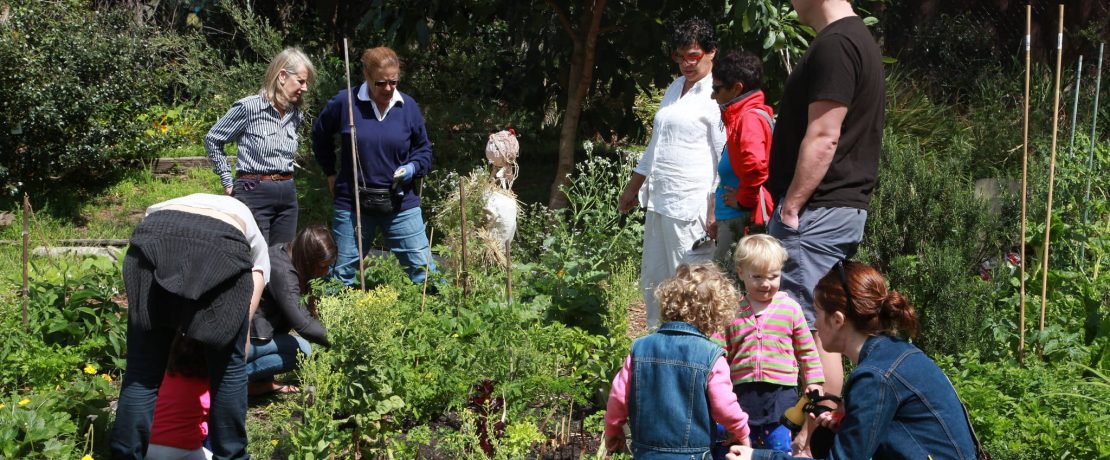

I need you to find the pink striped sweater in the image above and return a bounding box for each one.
[718,291,824,386]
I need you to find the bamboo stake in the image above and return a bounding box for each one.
[22,193,30,332]
[1039,4,1065,344]
[343,38,367,291]
[421,226,434,311]
[1068,55,1083,157]
[505,240,513,306]
[1081,43,1104,264]
[1019,4,1032,364]
[459,180,470,298]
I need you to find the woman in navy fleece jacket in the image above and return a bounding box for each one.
[312,46,435,286]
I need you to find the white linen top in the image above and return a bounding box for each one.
[632,74,726,222]
[146,193,271,283]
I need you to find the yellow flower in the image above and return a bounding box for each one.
[18,399,30,406]
[101,374,112,382]
[82,455,94,460]
[0,403,5,409]
[270,439,279,447]
[84,364,97,375]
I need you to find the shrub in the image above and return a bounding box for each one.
[858,129,1004,355]
[527,144,644,333]
[0,0,184,194]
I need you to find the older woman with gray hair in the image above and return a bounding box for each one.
[206,47,316,245]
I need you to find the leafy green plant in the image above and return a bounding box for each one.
[941,352,1110,459]
[530,144,643,334]
[0,366,115,459]
[286,347,351,460]
[24,257,126,371]
[0,256,125,391]
[722,0,813,74]
[0,393,79,459]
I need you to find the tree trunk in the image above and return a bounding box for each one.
[547,0,606,209]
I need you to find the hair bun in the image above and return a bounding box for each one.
[882,290,918,338]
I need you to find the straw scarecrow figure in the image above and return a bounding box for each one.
[481,129,520,264]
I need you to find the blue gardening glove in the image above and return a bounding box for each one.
[394,163,416,186]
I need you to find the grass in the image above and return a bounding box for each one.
[160,142,239,158]
[0,167,223,287]
[0,151,344,298]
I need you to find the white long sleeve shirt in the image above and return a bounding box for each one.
[633,74,726,222]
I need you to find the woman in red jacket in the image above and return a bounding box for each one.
[709,50,775,272]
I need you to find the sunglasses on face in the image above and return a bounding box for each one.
[373,79,399,87]
[835,260,857,312]
[671,50,705,66]
[711,84,726,93]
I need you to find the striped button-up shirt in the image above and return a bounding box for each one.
[205,93,305,189]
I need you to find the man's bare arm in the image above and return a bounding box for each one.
[779,100,848,229]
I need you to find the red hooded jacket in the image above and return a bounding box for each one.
[722,90,775,225]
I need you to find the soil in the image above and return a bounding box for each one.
[626,300,648,338]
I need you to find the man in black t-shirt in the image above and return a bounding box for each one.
[765,0,884,454]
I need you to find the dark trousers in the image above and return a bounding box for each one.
[233,177,298,245]
[110,317,250,460]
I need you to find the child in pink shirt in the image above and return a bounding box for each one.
[148,334,212,460]
[719,234,823,454]
[605,263,752,457]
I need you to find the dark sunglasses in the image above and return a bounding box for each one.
[711,84,726,93]
[373,79,399,87]
[835,260,856,312]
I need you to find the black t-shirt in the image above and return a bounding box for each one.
[768,16,885,210]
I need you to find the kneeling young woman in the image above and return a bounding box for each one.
[246,225,335,396]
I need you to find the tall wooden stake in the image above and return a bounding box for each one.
[1081,43,1104,264]
[459,181,470,298]
[421,226,434,312]
[1019,4,1032,364]
[343,39,367,290]
[1039,4,1065,346]
[505,241,513,306]
[22,193,30,331]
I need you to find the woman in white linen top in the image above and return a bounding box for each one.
[618,17,726,328]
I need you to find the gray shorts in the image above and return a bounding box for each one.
[768,206,867,328]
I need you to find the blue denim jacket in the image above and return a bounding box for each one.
[753,334,977,460]
[629,321,725,460]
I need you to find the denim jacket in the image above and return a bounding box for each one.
[753,334,977,460]
[629,321,725,459]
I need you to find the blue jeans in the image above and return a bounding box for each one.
[245,334,311,382]
[331,206,435,285]
[110,318,249,460]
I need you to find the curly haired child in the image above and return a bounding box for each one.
[605,263,752,458]
[720,234,824,454]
